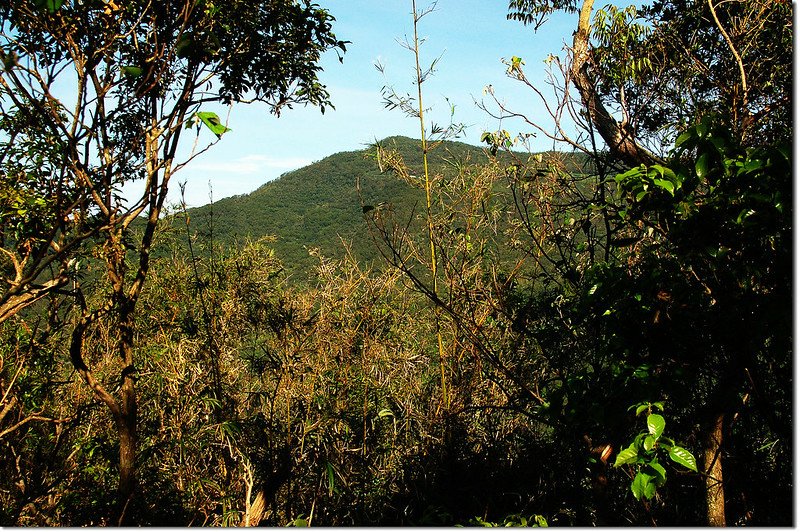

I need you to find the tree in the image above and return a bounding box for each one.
[496,0,791,525]
[0,0,345,523]
[636,0,791,146]
[504,0,790,159]
[608,116,791,525]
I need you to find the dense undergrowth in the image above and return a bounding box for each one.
[0,131,791,525]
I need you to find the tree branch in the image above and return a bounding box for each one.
[570,0,662,166]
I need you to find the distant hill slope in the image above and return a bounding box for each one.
[181,136,485,277]
[178,135,589,281]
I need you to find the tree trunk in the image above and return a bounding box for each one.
[571,0,662,167]
[116,379,137,525]
[704,412,726,526]
[114,297,139,525]
[70,313,138,525]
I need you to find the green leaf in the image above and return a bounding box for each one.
[668,445,698,472]
[647,460,667,485]
[469,515,493,527]
[199,396,222,409]
[736,208,756,224]
[32,0,64,13]
[122,66,143,78]
[635,404,648,416]
[176,35,196,59]
[288,517,308,527]
[194,111,231,138]
[631,470,654,500]
[643,476,658,499]
[696,120,709,138]
[326,461,336,495]
[643,435,655,451]
[695,152,711,179]
[675,130,693,149]
[219,420,241,438]
[647,413,665,439]
[614,165,645,183]
[652,178,675,196]
[741,158,765,174]
[613,446,639,467]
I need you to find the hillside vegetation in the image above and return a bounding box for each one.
[181,136,588,280]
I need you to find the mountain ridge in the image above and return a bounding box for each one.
[176,135,587,280]
[180,136,483,278]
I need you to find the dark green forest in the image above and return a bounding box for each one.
[181,137,589,279]
[0,0,792,526]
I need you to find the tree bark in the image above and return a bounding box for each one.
[69,311,137,524]
[0,275,68,324]
[113,281,139,524]
[703,412,726,526]
[116,402,137,526]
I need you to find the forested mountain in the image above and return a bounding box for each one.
[180,136,588,279]
[184,136,461,277]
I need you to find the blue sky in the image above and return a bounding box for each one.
[169,1,581,207]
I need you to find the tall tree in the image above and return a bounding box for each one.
[501,0,791,524]
[0,0,345,523]
[506,0,791,157]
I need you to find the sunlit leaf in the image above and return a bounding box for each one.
[194,111,231,138]
[647,413,665,439]
[695,152,711,179]
[631,470,654,500]
[122,66,143,78]
[653,178,675,196]
[613,446,638,467]
[668,445,698,472]
[288,517,308,527]
[643,476,657,499]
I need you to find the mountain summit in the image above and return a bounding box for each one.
[182,136,492,278]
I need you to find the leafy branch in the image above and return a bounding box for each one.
[613,401,697,501]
